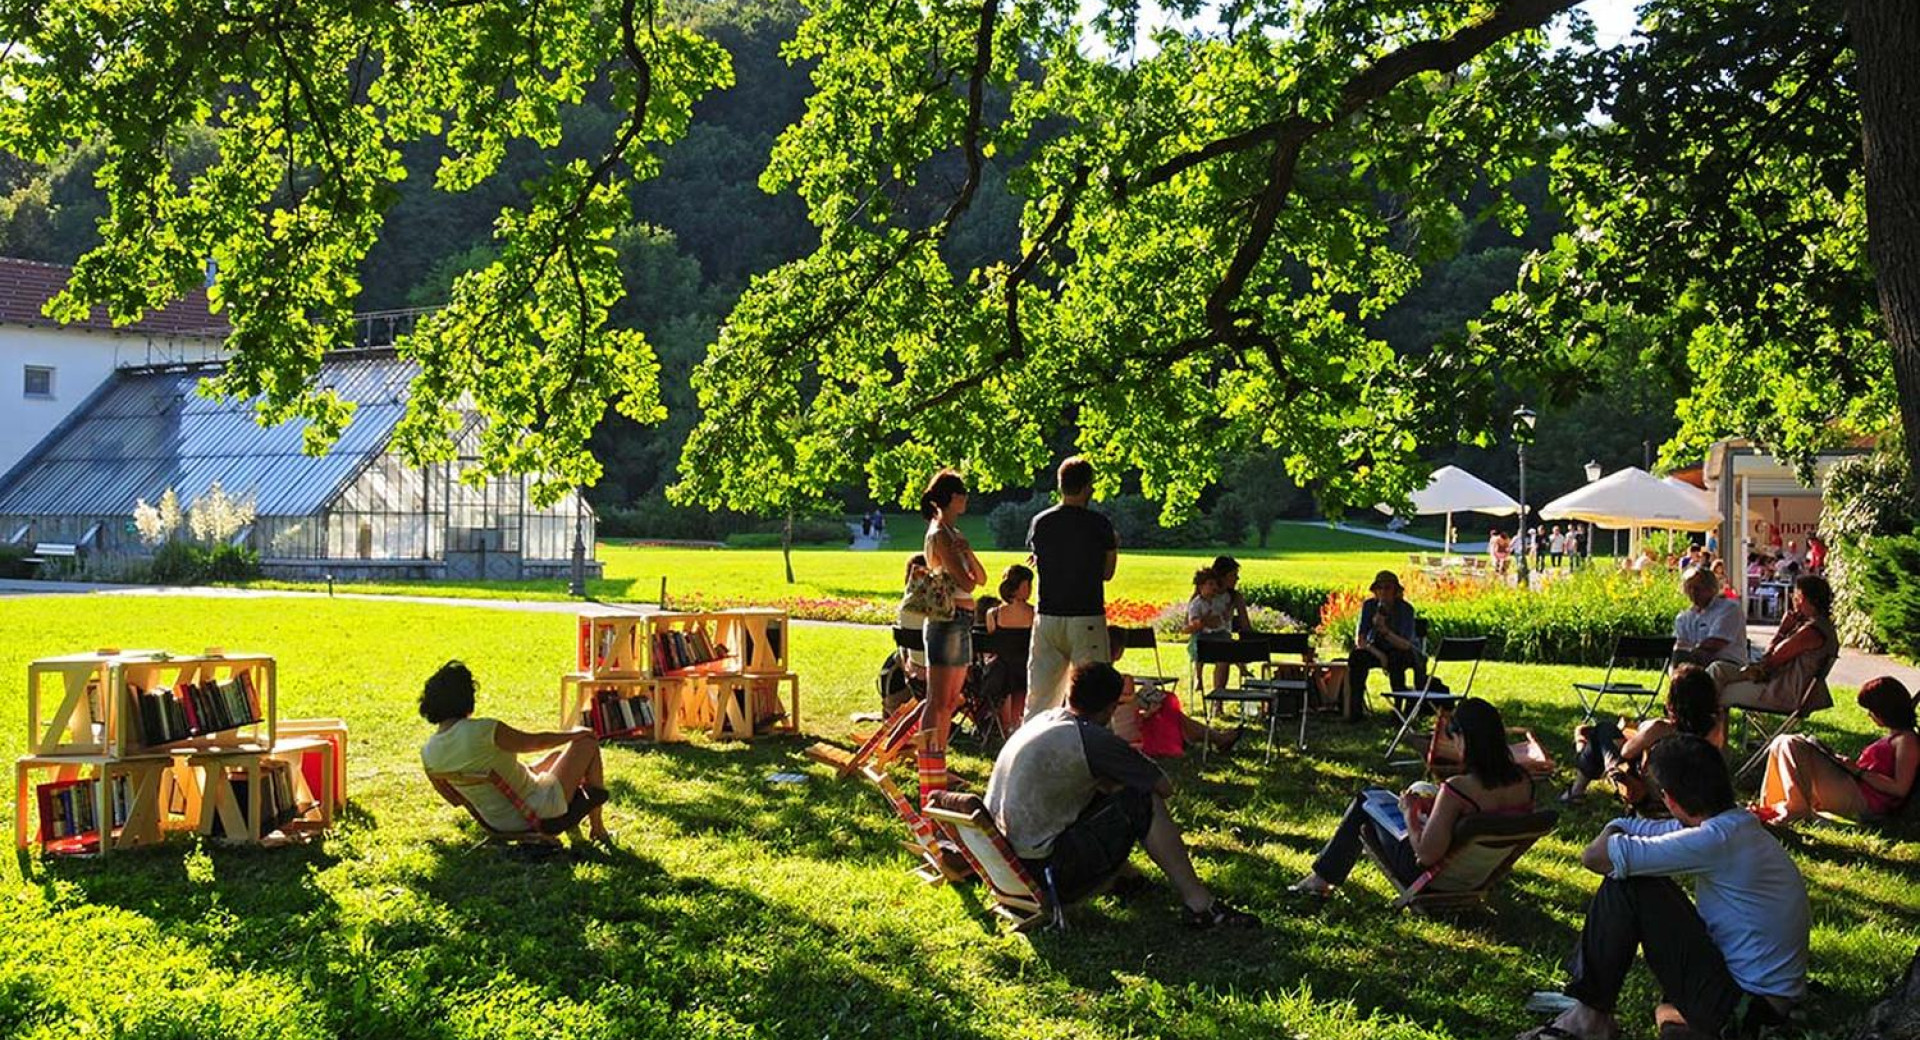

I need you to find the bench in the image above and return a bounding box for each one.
[24,543,78,566]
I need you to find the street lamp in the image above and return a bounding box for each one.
[1583,460,1602,570]
[1513,406,1538,587]
[568,486,587,598]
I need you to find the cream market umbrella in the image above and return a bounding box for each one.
[1539,466,1721,532]
[1376,465,1520,553]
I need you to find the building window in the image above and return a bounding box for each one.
[23,366,53,398]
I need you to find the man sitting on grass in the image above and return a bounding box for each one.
[983,662,1260,929]
[1523,736,1807,1040]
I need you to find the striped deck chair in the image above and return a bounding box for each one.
[426,769,565,848]
[923,791,1058,932]
[805,699,922,778]
[1368,809,1557,913]
[858,764,972,885]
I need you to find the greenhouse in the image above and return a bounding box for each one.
[0,350,598,580]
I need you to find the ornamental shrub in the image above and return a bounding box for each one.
[1859,532,1920,662]
[1824,450,1918,651]
[1239,579,1343,624]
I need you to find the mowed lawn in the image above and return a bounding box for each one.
[250,520,1411,611]
[2,594,1916,1039]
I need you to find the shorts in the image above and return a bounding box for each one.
[924,608,975,667]
[1026,788,1154,902]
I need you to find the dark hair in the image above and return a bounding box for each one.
[919,469,967,520]
[1191,566,1215,593]
[1449,698,1526,788]
[1794,573,1834,617]
[1211,555,1240,576]
[1666,665,1720,737]
[998,563,1033,601]
[973,594,1002,616]
[1066,662,1125,715]
[1057,456,1093,496]
[1858,676,1917,732]
[1647,735,1736,817]
[905,553,927,583]
[420,660,477,723]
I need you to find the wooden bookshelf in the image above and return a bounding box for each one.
[575,607,654,677]
[189,740,332,847]
[559,674,681,743]
[730,609,790,675]
[700,674,801,741]
[113,652,277,757]
[14,754,197,857]
[25,650,166,757]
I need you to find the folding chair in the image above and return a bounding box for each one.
[1369,809,1557,912]
[961,626,1027,748]
[1238,632,1318,753]
[923,791,1059,931]
[1571,635,1677,725]
[804,697,921,778]
[1382,637,1485,766]
[1732,651,1839,782]
[426,769,568,849]
[1198,637,1283,764]
[858,764,972,885]
[1113,626,1178,697]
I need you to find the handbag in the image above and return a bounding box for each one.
[902,569,958,622]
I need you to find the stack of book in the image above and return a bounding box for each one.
[35,776,133,853]
[653,627,729,674]
[582,689,656,738]
[130,674,262,747]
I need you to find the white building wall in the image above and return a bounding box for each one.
[0,324,226,480]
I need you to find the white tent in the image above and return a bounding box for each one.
[1540,467,1721,532]
[1376,465,1520,552]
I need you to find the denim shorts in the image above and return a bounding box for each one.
[924,608,975,667]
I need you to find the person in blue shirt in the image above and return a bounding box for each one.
[1344,570,1424,719]
[1522,735,1808,1040]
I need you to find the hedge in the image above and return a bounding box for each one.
[1860,532,1920,662]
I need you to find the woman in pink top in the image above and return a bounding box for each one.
[1756,676,1919,824]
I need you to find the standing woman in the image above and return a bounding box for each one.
[918,469,987,807]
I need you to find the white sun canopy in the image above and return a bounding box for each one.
[1540,467,1721,532]
[1375,465,1520,552]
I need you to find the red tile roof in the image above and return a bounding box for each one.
[0,257,227,337]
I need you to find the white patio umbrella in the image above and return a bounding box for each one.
[1375,465,1520,553]
[1539,466,1720,534]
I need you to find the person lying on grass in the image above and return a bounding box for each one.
[1522,736,1807,1040]
[1753,675,1920,825]
[1564,664,1723,808]
[1291,697,1533,897]
[982,662,1260,929]
[420,660,612,843]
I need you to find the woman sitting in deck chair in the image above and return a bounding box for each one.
[1754,676,1920,825]
[1292,697,1533,897]
[420,660,612,842]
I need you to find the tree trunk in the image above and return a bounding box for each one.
[1848,0,1920,509]
[782,506,795,585]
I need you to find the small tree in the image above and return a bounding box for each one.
[186,482,257,545]
[132,488,182,547]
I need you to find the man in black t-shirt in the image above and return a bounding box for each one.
[985,664,1259,928]
[1024,456,1119,720]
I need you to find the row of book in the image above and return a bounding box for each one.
[209,762,303,841]
[131,674,262,748]
[37,776,132,844]
[652,628,729,674]
[580,690,657,737]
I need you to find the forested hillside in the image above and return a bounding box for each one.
[0,0,1678,529]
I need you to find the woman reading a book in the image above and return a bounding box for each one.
[917,469,987,807]
[1754,676,1920,824]
[1564,664,1723,806]
[420,660,611,842]
[1291,697,1532,897]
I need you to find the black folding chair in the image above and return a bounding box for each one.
[1571,635,1676,725]
[1240,632,1318,752]
[1112,626,1177,692]
[1198,637,1284,764]
[1383,637,1486,766]
[1732,650,1839,782]
[962,626,1032,748]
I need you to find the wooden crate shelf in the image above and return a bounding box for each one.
[559,674,681,743]
[575,607,655,678]
[188,741,331,847]
[25,650,166,758]
[15,753,199,857]
[113,652,277,757]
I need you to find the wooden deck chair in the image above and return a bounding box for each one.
[858,764,972,885]
[1572,635,1677,725]
[1383,636,1484,766]
[1198,636,1283,764]
[426,769,565,848]
[1370,809,1558,912]
[1732,649,1839,782]
[805,698,922,778]
[922,791,1058,932]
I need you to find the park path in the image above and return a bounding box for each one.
[4,579,1914,688]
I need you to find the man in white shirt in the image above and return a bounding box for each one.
[1673,567,1749,670]
[1527,736,1808,1040]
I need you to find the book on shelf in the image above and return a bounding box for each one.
[582,688,655,737]
[130,671,263,748]
[210,762,300,840]
[36,775,133,847]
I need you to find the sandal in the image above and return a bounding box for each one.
[1180,899,1261,930]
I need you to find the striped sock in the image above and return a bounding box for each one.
[917,747,947,809]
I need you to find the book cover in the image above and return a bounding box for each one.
[1360,788,1409,842]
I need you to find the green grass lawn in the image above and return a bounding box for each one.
[2,594,1913,1039]
[249,519,1410,613]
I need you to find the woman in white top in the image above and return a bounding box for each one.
[917,468,987,807]
[420,660,611,841]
